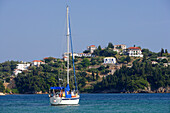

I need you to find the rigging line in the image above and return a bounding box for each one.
[69,13,78,91]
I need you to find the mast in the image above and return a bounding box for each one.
[66,6,70,85]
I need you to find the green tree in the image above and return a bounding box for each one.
[161,48,164,56]
[92,71,95,81]
[83,50,90,53]
[96,72,99,80]
[108,42,114,48]
[126,56,131,63]
[98,45,102,51]
[81,58,90,68]
[0,81,5,92]
[165,49,168,54]
[44,57,55,63]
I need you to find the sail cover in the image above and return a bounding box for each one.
[65,84,70,91]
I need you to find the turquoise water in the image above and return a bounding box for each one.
[0,93,169,113]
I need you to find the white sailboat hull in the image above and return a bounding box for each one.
[50,96,80,105]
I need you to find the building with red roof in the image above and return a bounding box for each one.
[32,60,45,67]
[87,45,97,53]
[127,47,143,57]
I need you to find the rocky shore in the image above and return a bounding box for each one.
[94,86,170,94]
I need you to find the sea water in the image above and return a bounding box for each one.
[0,93,169,113]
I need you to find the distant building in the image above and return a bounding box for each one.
[87,45,97,53]
[63,52,78,59]
[104,57,116,64]
[77,53,92,57]
[163,63,170,67]
[16,63,30,70]
[13,69,23,75]
[157,57,168,60]
[151,61,158,65]
[63,52,93,59]
[114,44,126,50]
[63,56,68,61]
[127,47,143,57]
[113,44,126,53]
[13,63,31,75]
[43,57,56,60]
[32,60,45,67]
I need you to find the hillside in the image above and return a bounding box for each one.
[0,45,170,94]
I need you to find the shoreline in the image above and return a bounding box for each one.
[3,92,170,95]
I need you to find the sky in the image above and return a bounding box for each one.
[0,0,170,62]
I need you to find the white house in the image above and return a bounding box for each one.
[13,63,31,75]
[163,62,170,67]
[13,69,23,75]
[32,60,45,67]
[114,44,126,50]
[151,61,158,64]
[64,52,78,59]
[63,56,68,61]
[104,57,116,64]
[157,57,168,60]
[77,53,92,57]
[87,45,97,53]
[127,47,143,57]
[16,63,30,70]
[112,44,126,54]
[63,52,92,59]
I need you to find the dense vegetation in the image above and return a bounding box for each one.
[0,81,5,92]
[92,43,117,57]
[0,61,19,80]
[94,60,170,92]
[0,44,169,94]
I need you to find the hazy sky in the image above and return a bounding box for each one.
[0,0,170,62]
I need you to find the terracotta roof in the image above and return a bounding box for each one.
[32,60,43,62]
[63,56,67,58]
[90,45,95,47]
[43,57,56,60]
[43,57,49,60]
[127,47,141,50]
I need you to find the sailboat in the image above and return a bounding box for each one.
[49,6,80,105]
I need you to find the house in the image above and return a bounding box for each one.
[32,60,45,67]
[113,44,126,54]
[157,57,168,60]
[63,56,68,61]
[43,57,56,60]
[77,53,92,57]
[63,52,93,59]
[151,61,158,65]
[104,57,116,64]
[13,63,31,75]
[126,47,143,57]
[63,52,78,59]
[114,44,126,50]
[16,63,31,70]
[163,63,170,67]
[13,69,23,75]
[87,45,97,53]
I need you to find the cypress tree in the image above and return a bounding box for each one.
[98,45,102,51]
[92,71,95,81]
[96,72,99,80]
[108,42,114,48]
[161,48,164,56]
[165,49,168,54]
